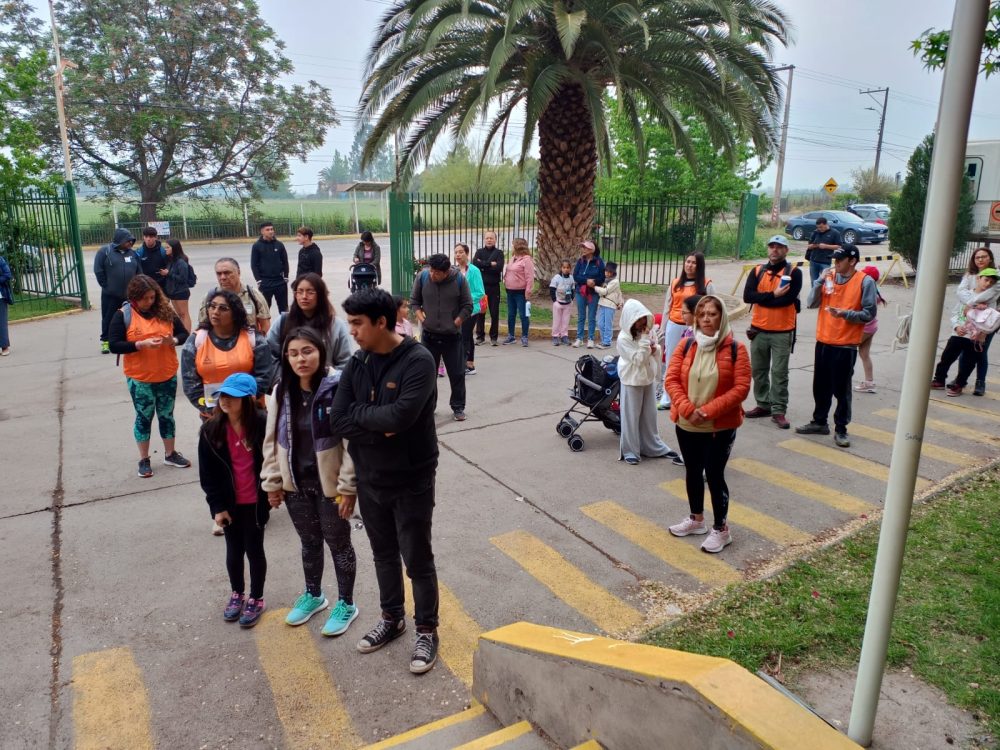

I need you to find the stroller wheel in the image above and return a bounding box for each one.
[568,434,585,452]
[556,418,575,438]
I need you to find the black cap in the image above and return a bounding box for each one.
[833,244,860,261]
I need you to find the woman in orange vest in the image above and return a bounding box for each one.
[658,252,714,409]
[108,275,190,478]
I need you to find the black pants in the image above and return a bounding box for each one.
[422,331,465,411]
[223,504,267,599]
[936,335,979,387]
[812,343,858,433]
[100,291,125,341]
[476,284,501,342]
[285,486,357,603]
[461,313,480,364]
[261,284,288,313]
[358,476,438,628]
[957,331,994,387]
[675,427,736,530]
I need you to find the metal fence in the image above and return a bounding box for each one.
[1,183,89,312]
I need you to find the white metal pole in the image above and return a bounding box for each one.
[112,202,118,227]
[847,1,989,745]
[47,0,73,181]
[770,65,794,227]
[243,203,250,238]
[353,191,360,235]
[182,202,188,239]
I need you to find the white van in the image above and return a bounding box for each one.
[964,139,1000,234]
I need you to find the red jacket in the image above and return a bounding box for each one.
[665,333,751,431]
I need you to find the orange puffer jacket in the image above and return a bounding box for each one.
[665,334,751,430]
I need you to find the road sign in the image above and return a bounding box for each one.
[823,178,839,195]
[150,221,170,236]
[990,201,1000,229]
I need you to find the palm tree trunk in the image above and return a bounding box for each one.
[536,84,597,279]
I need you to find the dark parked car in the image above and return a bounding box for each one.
[784,210,888,245]
[847,205,890,226]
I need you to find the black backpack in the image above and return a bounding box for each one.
[186,263,197,288]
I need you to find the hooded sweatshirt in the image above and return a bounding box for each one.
[93,228,138,298]
[410,266,473,335]
[616,299,661,386]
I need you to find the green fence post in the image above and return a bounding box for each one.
[388,191,413,296]
[64,181,90,309]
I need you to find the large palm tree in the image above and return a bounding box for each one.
[360,0,791,275]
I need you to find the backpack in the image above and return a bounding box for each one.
[682,336,738,363]
[186,263,197,288]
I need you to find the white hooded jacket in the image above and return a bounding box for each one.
[616,298,662,386]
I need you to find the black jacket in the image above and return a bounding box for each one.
[251,238,289,289]
[198,409,270,527]
[93,228,138,298]
[329,337,438,488]
[472,246,505,287]
[164,258,192,299]
[135,240,168,285]
[297,244,323,277]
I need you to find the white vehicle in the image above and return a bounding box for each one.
[964,140,1000,234]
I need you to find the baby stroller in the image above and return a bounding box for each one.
[556,355,621,452]
[349,262,378,292]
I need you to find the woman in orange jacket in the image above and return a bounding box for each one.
[664,295,751,553]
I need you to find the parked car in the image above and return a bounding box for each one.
[784,210,889,245]
[847,205,890,226]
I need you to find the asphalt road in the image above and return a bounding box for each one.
[2,241,997,748]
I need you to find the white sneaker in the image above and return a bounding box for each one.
[701,526,732,553]
[657,394,670,410]
[586,340,595,349]
[854,381,876,393]
[668,516,708,537]
[212,521,224,536]
[572,339,581,348]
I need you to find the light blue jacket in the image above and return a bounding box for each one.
[462,263,486,311]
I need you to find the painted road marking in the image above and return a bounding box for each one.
[847,423,966,464]
[929,398,1000,423]
[490,530,644,635]
[255,608,362,749]
[779,438,930,491]
[580,500,740,587]
[728,458,874,515]
[362,703,487,750]
[874,408,1000,445]
[403,577,480,688]
[453,720,532,749]
[659,479,812,547]
[72,647,154,750]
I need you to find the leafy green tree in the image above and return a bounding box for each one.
[359,0,789,275]
[890,134,974,269]
[349,124,394,182]
[49,0,337,221]
[848,166,897,204]
[318,152,353,196]
[413,144,536,194]
[912,3,1000,76]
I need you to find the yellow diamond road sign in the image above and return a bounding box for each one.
[824,178,838,194]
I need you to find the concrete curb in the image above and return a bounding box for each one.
[9,307,86,325]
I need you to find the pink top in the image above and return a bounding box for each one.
[226,423,258,505]
[396,318,413,336]
[503,254,536,292]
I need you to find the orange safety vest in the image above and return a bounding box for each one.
[816,271,866,346]
[123,312,177,383]
[195,329,255,407]
[667,277,711,324]
[750,264,797,332]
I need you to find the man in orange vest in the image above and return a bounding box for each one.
[796,244,877,448]
[742,234,802,429]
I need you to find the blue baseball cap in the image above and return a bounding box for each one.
[212,372,257,398]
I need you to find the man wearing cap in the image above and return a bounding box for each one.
[806,216,841,285]
[572,240,605,349]
[742,234,802,429]
[796,244,877,448]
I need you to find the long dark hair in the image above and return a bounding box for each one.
[165,238,189,265]
[674,252,707,295]
[275,326,329,411]
[283,273,334,340]
[202,394,261,453]
[198,289,249,333]
[968,247,996,275]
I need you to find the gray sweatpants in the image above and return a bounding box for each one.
[619,382,671,460]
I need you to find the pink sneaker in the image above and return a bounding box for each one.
[668,515,708,537]
[701,526,732,553]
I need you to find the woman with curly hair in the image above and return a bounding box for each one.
[108,274,190,478]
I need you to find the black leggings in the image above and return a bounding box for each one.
[675,427,736,530]
[223,504,267,599]
[285,486,356,604]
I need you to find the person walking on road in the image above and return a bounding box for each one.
[198,258,271,334]
[107,275,190,478]
[854,265,888,394]
[0,252,12,356]
[198,372,270,628]
[163,239,195,333]
[295,226,323,278]
[329,287,441,675]
[665,295,751,553]
[741,235,802,429]
[265,273,354,375]
[411,253,472,420]
[658,252,714,409]
[472,231,504,345]
[805,216,841,285]
[454,243,486,375]
[251,222,289,313]
[262,327,360,637]
[572,240,605,349]
[502,238,535,346]
[353,231,382,286]
[94,228,138,353]
[956,247,999,396]
[796,245,877,448]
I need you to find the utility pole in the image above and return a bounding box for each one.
[860,87,889,178]
[47,0,75,182]
[770,65,794,227]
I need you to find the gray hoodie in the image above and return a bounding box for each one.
[410,266,473,335]
[93,228,138,298]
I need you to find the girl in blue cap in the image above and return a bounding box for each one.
[198,372,270,628]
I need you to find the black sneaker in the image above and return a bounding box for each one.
[795,422,830,435]
[137,457,153,478]
[409,630,439,674]
[973,381,986,396]
[163,451,191,468]
[356,617,406,654]
[834,432,851,448]
[475,336,485,345]
[465,366,477,376]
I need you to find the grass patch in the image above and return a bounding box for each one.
[644,470,1000,738]
[9,298,77,321]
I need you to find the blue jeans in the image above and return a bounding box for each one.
[506,289,528,337]
[576,291,599,340]
[809,260,830,285]
[597,306,615,345]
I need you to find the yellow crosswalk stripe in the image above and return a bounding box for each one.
[490,530,644,635]
[874,408,1000,445]
[255,609,362,749]
[453,720,533,749]
[988,375,1000,387]
[580,500,740,587]
[72,647,154,750]
[659,479,812,547]
[847,423,966,464]
[729,458,873,515]
[362,703,486,750]
[403,577,480,688]
[779,439,931,491]
[929,398,1000,423]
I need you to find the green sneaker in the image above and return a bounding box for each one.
[101,340,110,354]
[285,592,328,626]
[321,600,359,637]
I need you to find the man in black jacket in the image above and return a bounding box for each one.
[329,287,441,675]
[295,225,323,277]
[136,227,168,288]
[250,222,289,312]
[472,230,504,345]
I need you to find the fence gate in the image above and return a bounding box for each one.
[736,192,759,259]
[388,192,414,296]
[0,182,89,312]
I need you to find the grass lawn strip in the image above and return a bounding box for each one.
[644,469,1000,740]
